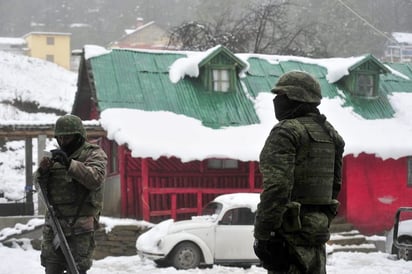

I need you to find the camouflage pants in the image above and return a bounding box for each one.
[267,264,302,274]
[267,244,326,274]
[40,225,96,273]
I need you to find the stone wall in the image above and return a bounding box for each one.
[1,217,153,260]
[93,224,151,260]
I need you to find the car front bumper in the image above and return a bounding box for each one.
[137,249,166,261]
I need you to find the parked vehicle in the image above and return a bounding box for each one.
[136,193,260,269]
[385,207,412,260]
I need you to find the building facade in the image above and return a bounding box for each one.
[24,32,71,69]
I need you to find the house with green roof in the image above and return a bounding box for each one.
[72,45,412,234]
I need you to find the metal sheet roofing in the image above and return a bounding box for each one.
[90,49,260,129]
[84,48,412,128]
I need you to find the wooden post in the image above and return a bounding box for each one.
[141,158,150,221]
[25,137,34,215]
[197,191,203,215]
[249,161,255,192]
[37,135,47,215]
[119,146,127,217]
[171,194,177,220]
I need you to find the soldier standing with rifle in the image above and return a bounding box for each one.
[253,71,345,274]
[35,114,107,274]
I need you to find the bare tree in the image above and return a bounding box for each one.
[168,0,328,57]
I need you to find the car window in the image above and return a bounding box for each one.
[202,202,223,217]
[220,207,255,225]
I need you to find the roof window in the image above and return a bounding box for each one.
[212,69,230,92]
[355,73,377,98]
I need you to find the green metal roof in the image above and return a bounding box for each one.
[89,48,259,129]
[243,56,412,120]
[85,48,412,128]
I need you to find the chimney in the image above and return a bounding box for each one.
[135,18,144,29]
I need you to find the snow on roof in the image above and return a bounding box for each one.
[100,96,272,163]
[169,45,223,83]
[124,21,156,35]
[392,32,412,44]
[22,31,72,37]
[100,92,412,162]
[169,48,366,85]
[95,46,412,162]
[0,37,26,45]
[84,44,112,60]
[237,53,366,83]
[213,193,260,212]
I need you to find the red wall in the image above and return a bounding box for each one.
[116,146,412,234]
[119,150,262,222]
[343,153,412,235]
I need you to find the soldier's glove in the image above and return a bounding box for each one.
[253,239,273,270]
[51,149,71,169]
[39,156,52,174]
[254,237,290,271]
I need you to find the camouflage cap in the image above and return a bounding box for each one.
[54,114,87,139]
[271,71,322,104]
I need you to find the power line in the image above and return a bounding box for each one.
[335,0,397,43]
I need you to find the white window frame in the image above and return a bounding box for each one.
[212,69,230,92]
[356,73,375,97]
[207,159,238,169]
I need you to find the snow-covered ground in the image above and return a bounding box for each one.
[0,215,409,273]
[1,215,410,273]
[1,242,412,274]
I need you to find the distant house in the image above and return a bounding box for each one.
[72,45,412,235]
[23,32,71,69]
[0,37,27,54]
[109,19,171,50]
[384,32,412,63]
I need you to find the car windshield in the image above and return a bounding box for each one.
[202,202,223,217]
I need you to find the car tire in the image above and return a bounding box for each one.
[154,259,169,268]
[169,242,201,269]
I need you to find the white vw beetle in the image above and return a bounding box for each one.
[136,193,260,269]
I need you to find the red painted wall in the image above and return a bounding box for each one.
[114,145,411,233]
[343,153,412,235]
[118,151,262,222]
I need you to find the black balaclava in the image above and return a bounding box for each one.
[273,94,320,121]
[57,134,85,156]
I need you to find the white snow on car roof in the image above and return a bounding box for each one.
[213,193,261,212]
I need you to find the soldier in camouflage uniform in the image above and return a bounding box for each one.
[253,71,345,274]
[35,114,107,274]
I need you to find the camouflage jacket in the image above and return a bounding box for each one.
[254,113,344,240]
[35,142,107,235]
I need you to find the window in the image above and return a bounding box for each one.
[402,48,412,58]
[356,73,375,97]
[207,159,238,169]
[202,202,223,216]
[46,55,54,62]
[212,69,230,92]
[46,37,55,45]
[407,157,412,187]
[219,208,255,225]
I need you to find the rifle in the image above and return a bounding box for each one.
[38,151,80,274]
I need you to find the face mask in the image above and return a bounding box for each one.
[57,135,84,156]
[273,95,301,120]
